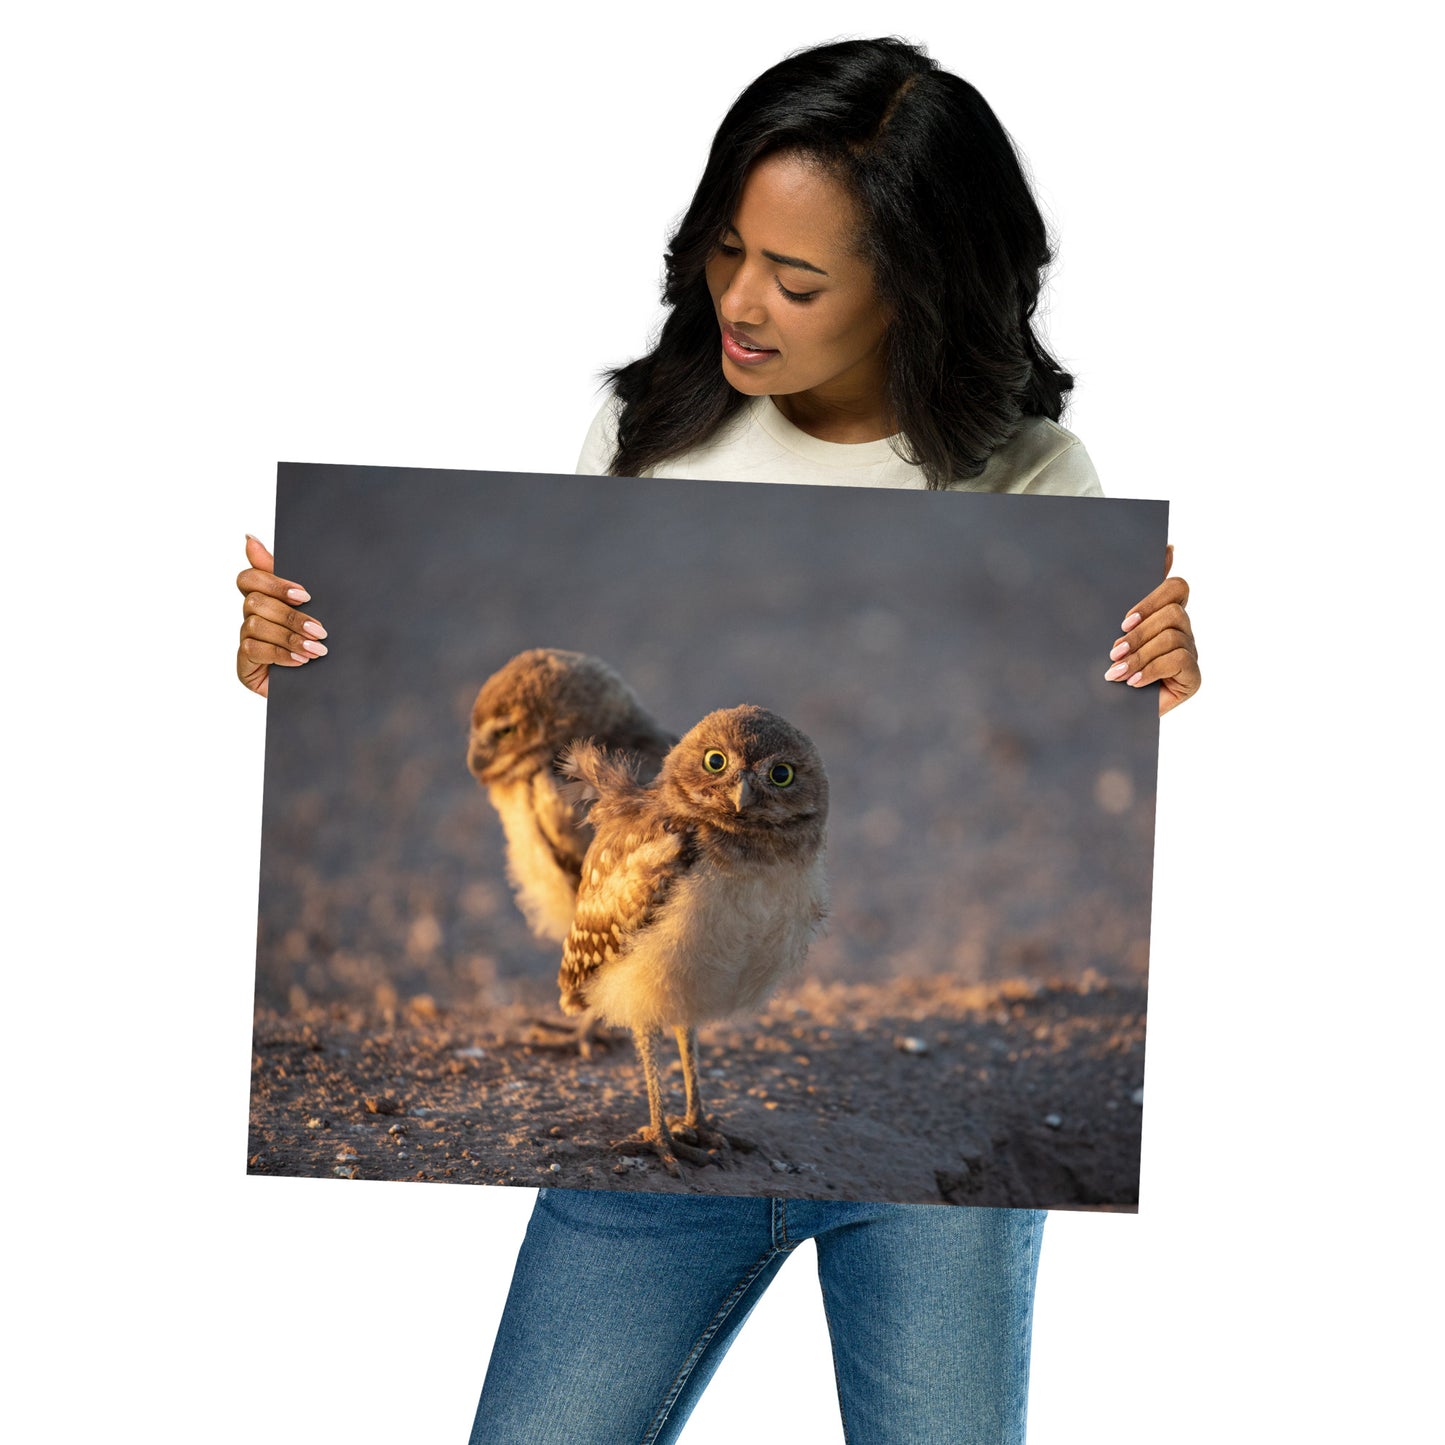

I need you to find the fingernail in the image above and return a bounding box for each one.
[1105,661,1130,681]
[290,651,309,663]
[1109,640,1130,661]
[301,640,328,656]
[302,620,327,639]
[287,587,311,602]
[245,532,258,542]
[1121,612,1141,631]
[1126,671,1144,687]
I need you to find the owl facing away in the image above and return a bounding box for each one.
[559,704,829,1173]
[466,648,675,943]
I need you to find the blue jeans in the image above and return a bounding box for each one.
[469,1190,1045,1444]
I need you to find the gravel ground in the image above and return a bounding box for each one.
[249,974,1145,1209]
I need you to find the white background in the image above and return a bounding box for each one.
[8,3,1440,1440]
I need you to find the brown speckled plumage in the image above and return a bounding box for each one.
[466,648,675,942]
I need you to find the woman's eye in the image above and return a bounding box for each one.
[775,280,817,304]
[704,749,728,773]
[716,242,742,257]
[769,763,795,787]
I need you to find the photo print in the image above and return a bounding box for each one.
[249,463,1165,1209]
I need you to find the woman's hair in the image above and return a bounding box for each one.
[606,36,1075,489]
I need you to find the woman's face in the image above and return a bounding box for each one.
[704,152,891,422]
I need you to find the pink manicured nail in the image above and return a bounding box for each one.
[301,640,328,656]
[1105,661,1129,681]
[1126,671,1144,686]
[1121,612,1141,631]
[1109,640,1130,661]
[287,587,311,603]
[290,651,309,663]
[302,620,327,639]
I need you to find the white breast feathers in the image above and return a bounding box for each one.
[583,848,828,1032]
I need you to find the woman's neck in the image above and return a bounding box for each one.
[769,388,897,444]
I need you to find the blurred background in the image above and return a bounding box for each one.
[255,465,1165,1015]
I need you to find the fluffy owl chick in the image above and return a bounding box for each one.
[467,648,675,943]
[559,704,829,1174]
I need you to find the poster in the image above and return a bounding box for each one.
[250,463,1165,1209]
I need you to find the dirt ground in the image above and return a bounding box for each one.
[248,972,1144,1210]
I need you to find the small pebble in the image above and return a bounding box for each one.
[770,1159,790,1173]
[408,993,440,1021]
[453,1046,487,1060]
[1131,1087,1145,1106]
[897,1036,929,1055]
[363,1096,401,1116]
[1043,1113,1063,1129]
[548,1162,561,1173]
[304,1117,327,1130]
[388,1124,407,1136]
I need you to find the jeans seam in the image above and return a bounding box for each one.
[640,1239,790,1445]
[1013,1209,1043,1442]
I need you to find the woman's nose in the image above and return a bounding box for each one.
[719,264,768,327]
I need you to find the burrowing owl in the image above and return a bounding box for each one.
[466,648,675,942]
[559,704,829,1174]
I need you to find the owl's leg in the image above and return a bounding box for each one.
[676,1025,703,1125]
[613,1027,713,1174]
[668,1026,757,1156]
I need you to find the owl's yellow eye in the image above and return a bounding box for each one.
[769,763,795,787]
[704,749,728,773]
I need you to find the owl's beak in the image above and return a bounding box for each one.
[469,736,512,784]
[731,773,757,812]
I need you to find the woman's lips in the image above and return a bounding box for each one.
[721,324,779,366]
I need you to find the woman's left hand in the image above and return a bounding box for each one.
[1105,544,1201,717]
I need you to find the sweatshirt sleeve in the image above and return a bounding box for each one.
[575,394,623,476]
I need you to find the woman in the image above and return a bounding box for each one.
[238,37,1198,1443]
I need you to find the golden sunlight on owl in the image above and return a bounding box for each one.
[558,705,829,1175]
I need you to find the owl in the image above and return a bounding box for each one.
[466,648,676,942]
[558,704,829,1174]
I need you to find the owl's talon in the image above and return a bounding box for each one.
[669,1115,757,1155]
[521,1017,617,1058]
[672,1138,720,1167]
[610,1127,698,1176]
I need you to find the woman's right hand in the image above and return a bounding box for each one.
[236,534,328,698]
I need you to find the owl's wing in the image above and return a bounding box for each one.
[529,768,588,887]
[558,805,695,1015]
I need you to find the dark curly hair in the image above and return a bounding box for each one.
[605,36,1074,489]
